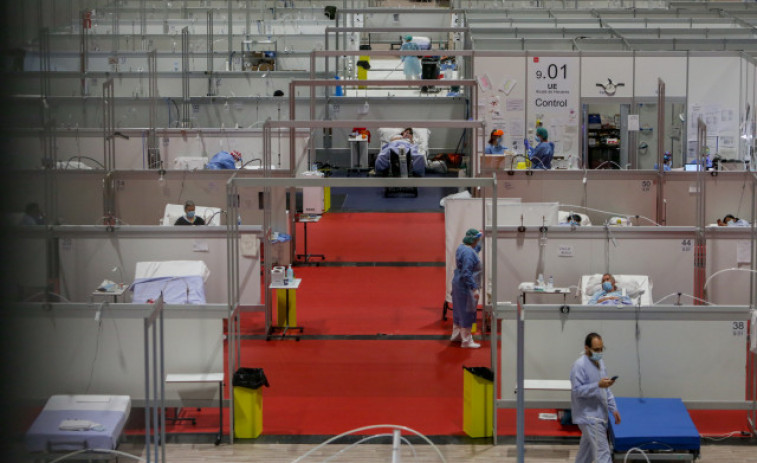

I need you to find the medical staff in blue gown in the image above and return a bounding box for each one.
[450,228,482,349]
[530,127,554,169]
[206,150,242,170]
[570,332,621,463]
[400,35,421,80]
[485,129,506,154]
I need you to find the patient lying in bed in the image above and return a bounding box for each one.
[588,273,632,305]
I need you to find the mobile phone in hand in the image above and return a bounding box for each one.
[610,375,619,381]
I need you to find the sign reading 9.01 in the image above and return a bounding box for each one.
[527,56,578,113]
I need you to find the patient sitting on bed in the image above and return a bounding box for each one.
[589,273,632,305]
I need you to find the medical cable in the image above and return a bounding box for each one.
[703,268,757,293]
[64,155,105,170]
[291,425,446,463]
[653,292,713,306]
[559,204,661,227]
[701,430,746,441]
[623,447,651,463]
[48,449,146,463]
[321,433,417,463]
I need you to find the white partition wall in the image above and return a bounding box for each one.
[494,228,699,305]
[4,305,226,404]
[687,55,743,162]
[56,226,262,305]
[498,309,749,402]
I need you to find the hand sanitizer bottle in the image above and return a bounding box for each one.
[537,273,544,289]
[547,275,554,290]
[286,265,294,283]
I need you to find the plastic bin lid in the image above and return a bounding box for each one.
[463,366,494,382]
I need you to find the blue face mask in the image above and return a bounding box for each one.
[590,351,603,362]
[186,210,196,219]
[602,281,613,292]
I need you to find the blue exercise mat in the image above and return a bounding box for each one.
[609,397,700,453]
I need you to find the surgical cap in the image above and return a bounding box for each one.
[493,129,504,136]
[465,228,480,236]
[404,35,413,41]
[462,235,478,245]
[536,127,548,140]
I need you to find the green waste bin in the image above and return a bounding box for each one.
[233,368,269,438]
[462,366,493,438]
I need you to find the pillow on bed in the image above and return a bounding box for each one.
[378,128,430,157]
[558,211,592,226]
[583,274,603,297]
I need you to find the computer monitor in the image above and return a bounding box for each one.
[684,164,700,172]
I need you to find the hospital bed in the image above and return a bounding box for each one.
[609,397,700,461]
[131,260,210,304]
[25,395,131,454]
[580,274,653,306]
[161,203,223,226]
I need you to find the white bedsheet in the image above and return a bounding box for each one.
[580,274,652,305]
[43,395,131,414]
[135,260,210,282]
[132,261,210,304]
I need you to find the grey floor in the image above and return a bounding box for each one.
[144,442,757,462]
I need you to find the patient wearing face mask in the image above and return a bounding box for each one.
[174,200,206,226]
[589,273,631,305]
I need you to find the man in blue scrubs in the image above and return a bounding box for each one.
[570,332,621,463]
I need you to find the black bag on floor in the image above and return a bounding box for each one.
[233,368,270,389]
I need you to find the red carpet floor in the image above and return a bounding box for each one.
[294,212,445,262]
[242,266,450,336]
[141,338,752,438]
[149,211,753,440]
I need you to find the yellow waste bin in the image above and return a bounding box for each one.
[462,366,493,438]
[233,368,269,439]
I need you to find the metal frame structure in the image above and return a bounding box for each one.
[694,118,707,304]
[181,26,191,128]
[79,10,89,96]
[207,9,216,97]
[491,302,754,460]
[655,78,666,225]
[225,115,495,365]
[226,159,494,441]
[147,50,162,169]
[323,26,470,78]
[144,295,167,463]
